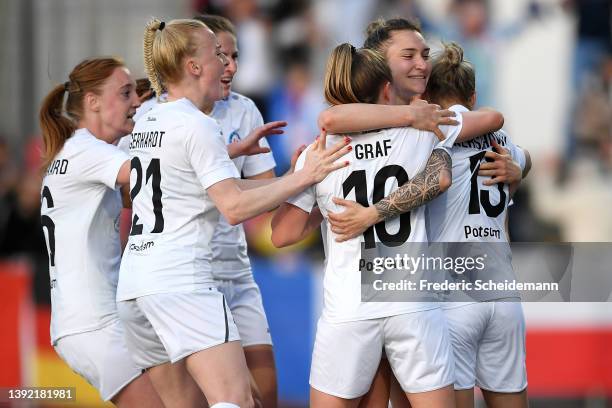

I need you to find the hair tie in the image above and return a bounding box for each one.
[350,44,356,54]
[64,82,70,92]
[159,21,165,31]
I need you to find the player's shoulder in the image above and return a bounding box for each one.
[159,98,219,131]
[224,91,260,114]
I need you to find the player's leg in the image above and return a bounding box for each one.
[443,303,491,408]
[117,298,205,407]
[244,345,277,407]
[453,389,475,408]
[389,373,411,408]
[143,361,205,408]
[310,387,363,408]
[383,309,455,408]
[358,357,392,408]
[228,278,278,407]
[54,319,164,407]
[476,301,528,408]
[310,318,383,408]
[481,388,528,408]
[186,340,254,407]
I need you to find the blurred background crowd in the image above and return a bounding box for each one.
[0,0,610,406]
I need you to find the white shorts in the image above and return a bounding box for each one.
[54,320,141,401]
[310,308,454,399]
[117,288,240,370]
[216,276,272,347]
[444,301,527,392]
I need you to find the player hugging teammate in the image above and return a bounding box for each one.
[39,10,529,408]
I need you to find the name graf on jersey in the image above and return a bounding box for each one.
[129,131,165,149]
[354,139,392,160]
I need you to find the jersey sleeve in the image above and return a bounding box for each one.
[79,139,129,190]
[242,99,277,177]
[186,116,240,189]
[434,104,466,154]
[285,146,316,213]
[504,134,527,172]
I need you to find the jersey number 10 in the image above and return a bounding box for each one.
[342,165,411,249]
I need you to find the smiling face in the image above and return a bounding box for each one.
[216,30,238,98]
[189,27,229,105]
[95,66,140,141]
[384,30,431,104]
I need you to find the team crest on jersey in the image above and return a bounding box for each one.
[228,130,241,144]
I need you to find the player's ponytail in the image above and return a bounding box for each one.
[39,57,125,172]
[324,43,391,106]
[39,84,75,172]
[424,41,475,108]
[143,18,208,100]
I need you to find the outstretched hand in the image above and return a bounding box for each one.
[301,129,352,183]
[478,139,522,185]
[229,121,287,158]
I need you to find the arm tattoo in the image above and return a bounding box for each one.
[375,149,451,221]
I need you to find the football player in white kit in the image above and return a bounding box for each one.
[326,43,531,408]
[39,57,163,407]
[116,18,351,408]
[118,15,286,407]
[193,15,280,408]
[272,42,462,408]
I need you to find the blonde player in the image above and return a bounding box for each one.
[272,42,462,408]
[326,42,531,408]
[193,14,280,408]
[119,15,285,406]
[39,57,163,407]
[116,18,350,408]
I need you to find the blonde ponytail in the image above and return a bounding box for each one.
[143,19,165,99]
[324,43,391,106]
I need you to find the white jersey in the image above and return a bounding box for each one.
[288,120,462,323]
[41,128,128,344]
[117,98,239,301]
[209,92,276,279]
[426,105,526,304]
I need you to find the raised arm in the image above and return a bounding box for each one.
[318,101,502,143]
[327,149,452,242]
[207,132,350,225]
[456,108,504,143]
[318,102,458,140]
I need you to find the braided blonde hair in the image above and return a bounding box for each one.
[143,18,208,99]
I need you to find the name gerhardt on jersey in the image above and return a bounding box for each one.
[288,119,462,324]
[117,98,239,301]
[209,92,276,279]
[118,92,276,281]
[41,128,128,344]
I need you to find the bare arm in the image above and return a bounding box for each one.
[456,109,504,143]
[318,102,458,140]
[271,204,323,248]
[207,131,350,225]
[327,149,452,242]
